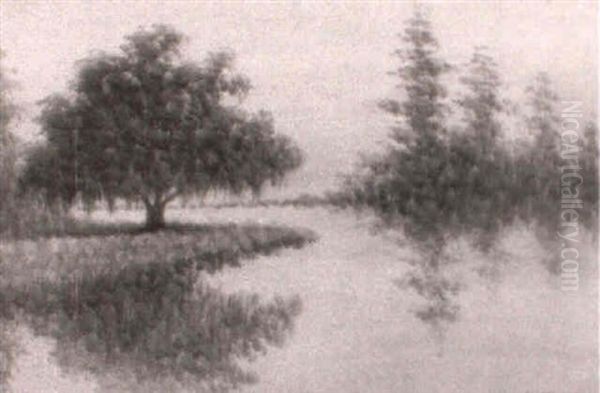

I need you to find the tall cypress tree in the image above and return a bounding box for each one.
[457,47,503,153]
[452,47,515,251]
[516,73,562,270]
[514,73,598,271]
[380,8,449,146]
[376,9,452,255]
[359,9,459,330]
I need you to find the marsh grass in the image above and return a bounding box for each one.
[0,221,316,392]
[1,209,320,242]
[0,222,317,284]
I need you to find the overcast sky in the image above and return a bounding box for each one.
[1,1,597,196]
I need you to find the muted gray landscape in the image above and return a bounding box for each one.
[0,2,598,393]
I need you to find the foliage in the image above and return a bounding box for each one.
[0,51,18,235]
[344,10,598,330]
[20,25,302,229]
[513,74,598,271]
[0,50,19,390]
[346,10,462,328]
[579,122,599,232]
[378,9,449,145]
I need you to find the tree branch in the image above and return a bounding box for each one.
[161,189,180,206]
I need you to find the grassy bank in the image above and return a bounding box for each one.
[0,220,317,392]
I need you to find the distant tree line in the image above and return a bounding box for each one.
[342,10,598,327]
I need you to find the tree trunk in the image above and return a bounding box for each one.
[145,201,166,231]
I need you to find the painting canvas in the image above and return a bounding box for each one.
[0,2,597,392]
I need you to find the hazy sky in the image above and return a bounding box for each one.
[1,1,597,196]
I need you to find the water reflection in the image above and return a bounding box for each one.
[0,224,312,392]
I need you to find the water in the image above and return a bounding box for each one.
[8,206,598,392]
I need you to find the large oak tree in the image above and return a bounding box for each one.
[22,25,302,229]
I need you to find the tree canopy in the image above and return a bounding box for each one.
[21,25,302,228]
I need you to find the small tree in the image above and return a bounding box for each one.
[22,25,302,229]
[350,9,460,330]
[452,46,515,250]
[0,50,18,229]
[513,73,562,269]
[0,49,18,386]
[374,8,451,261]
[349,12,518,329]
[580,122,599,234]
[515,74,598,269]
[379,8,449,146]
[456,47,503,153]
